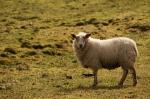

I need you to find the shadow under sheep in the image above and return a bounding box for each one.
[58,83,131,93]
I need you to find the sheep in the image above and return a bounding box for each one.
[71,32,138,87]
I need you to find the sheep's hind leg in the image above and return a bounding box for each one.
[130,67,137,86]
[92,70,98,87]
[118,69,128,87]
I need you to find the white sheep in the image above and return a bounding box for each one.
[71,32,138,87]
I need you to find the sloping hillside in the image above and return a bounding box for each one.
[0,0,150,99]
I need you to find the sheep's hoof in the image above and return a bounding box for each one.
[92,85,97,88]
[92,83,97,88]
[133,81,137,86]
[117,84,123,88]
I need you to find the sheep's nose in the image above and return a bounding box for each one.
[79,44,83,48]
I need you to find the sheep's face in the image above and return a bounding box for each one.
[71,33,91,49]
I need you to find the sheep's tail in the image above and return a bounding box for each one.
[134,43,138,57]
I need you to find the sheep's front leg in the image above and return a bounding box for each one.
[92,69,98,87]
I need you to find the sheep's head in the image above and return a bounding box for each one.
[71,32,91,49]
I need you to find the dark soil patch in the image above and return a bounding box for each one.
[42,50,56,56]
[4,48,17,54]
[43,44,53,48]
[65,75,72,79]
[75,21,86,26]
[127,23,150,32]
[24,51,37,56]
[20,40,54,49]
[32,43,54,49]
[0,53,9,57]
[41,73,49,78]
[21,41,32,48]
[42,49,62,56]
[86,18,99,25]
[32,44,45,49]
[55,43,64,49]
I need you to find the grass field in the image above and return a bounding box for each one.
[0,0,150,99]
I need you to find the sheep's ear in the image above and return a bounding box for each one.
[71,34,76,39]
[85,33,91,38]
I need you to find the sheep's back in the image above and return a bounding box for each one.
[96,37,137,69]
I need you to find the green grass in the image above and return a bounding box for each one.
[0,0,150,99]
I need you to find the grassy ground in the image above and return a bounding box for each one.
[0,0,150,99]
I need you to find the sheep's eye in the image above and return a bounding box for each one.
[83,36,87,40]
[76,36,79,40]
